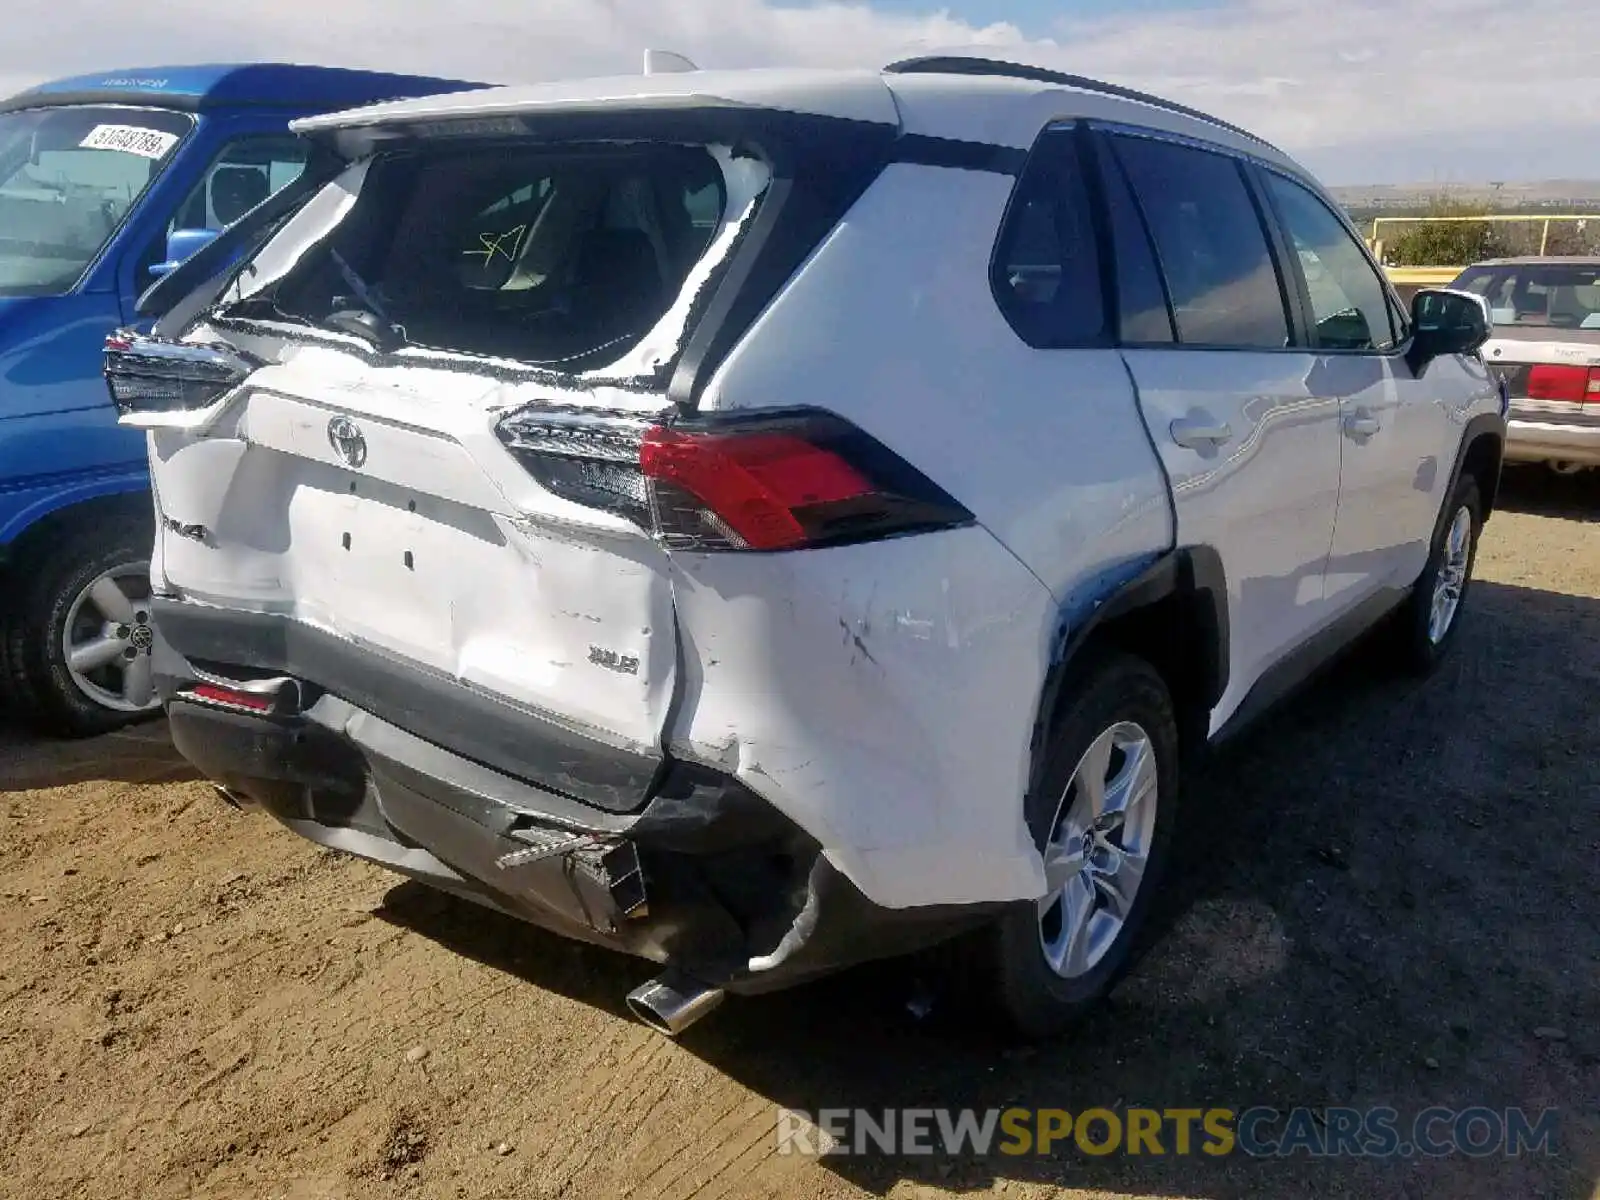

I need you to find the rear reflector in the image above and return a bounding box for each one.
[185,683,273,713]
[1525,363,1600,404]
[496,407,972,552]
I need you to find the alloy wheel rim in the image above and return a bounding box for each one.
[1428,505,1473,645]
[1037,720,1158,979]
[60,565,159,713]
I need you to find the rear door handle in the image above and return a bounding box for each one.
[1170,416,1233,449]
[1344,412,1381,440]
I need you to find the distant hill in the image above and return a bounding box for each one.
[1331,180,1600,217]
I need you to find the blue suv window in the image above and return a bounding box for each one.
[992,128,1107,347]
[0,105,191,295]
[1110,133,1290,350]
[170,136,312,233]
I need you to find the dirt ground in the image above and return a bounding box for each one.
[1,468,1595,1200]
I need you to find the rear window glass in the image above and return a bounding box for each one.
[224,143,740,369]
[991,128,1107,347]
[1110,134,1290,349]
[1450,262,1600,329]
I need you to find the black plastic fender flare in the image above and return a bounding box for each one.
[1025,545,1229,793]
[1438,411,1508,537]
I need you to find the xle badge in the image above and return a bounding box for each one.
[589,646,641,676]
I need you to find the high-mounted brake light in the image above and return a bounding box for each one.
[495,408,973,552]
[103,329,256,415]
[1525,363,1600,405]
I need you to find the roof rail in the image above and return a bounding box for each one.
[882,55,1277,152]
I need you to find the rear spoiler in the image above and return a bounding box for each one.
[288,68,900,161]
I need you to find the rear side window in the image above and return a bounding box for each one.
[1110,134,1290,349]
[226,143,737,369]
[992,128,1107,347]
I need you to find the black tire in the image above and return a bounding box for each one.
[1393,475,1482,676]
[4,514,160,738]
[977,651,1180,1040]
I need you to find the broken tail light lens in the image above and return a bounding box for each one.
[496,407,973,551]
[103,329,256,415]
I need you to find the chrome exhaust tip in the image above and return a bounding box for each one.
[626,971,725,1036]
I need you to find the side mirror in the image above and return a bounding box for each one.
[1408,287,1491,374]
[149,228,221,279]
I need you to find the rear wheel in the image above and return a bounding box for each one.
[980,652,1180,1040]
[4,516,161,737]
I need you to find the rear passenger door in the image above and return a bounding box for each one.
[1097,129,1343,732]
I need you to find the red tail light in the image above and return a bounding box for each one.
[1526,363,1600,404]
[496,407,973,552]
[103,329,256,415]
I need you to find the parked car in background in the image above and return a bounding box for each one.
[109,55,1504,1038]
[1449,256,1600,474]
[0,63,483,735]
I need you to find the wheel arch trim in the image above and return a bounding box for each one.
[1027,546,1228,788]
[1444,412,1507,531]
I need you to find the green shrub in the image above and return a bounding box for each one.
[1385,198,1507,266]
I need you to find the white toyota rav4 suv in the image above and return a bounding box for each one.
[106,56,1505,1038]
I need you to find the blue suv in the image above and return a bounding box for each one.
[0,64,480,735]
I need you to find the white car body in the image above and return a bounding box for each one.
[108,57,1505,1016]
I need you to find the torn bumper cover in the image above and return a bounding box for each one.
[152,604,997,994]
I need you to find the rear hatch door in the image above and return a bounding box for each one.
[136,118,816,812]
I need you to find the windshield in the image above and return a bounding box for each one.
[219,141,743,371]
[0,105,192,296]
[1450,261,1600,330]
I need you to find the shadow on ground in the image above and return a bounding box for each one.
[1496,464,1599,521]
[0,718,195,792]
[380,578,1599,1198]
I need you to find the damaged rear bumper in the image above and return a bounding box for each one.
[153,610,999,994]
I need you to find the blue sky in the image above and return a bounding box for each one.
[4,0,1599,183]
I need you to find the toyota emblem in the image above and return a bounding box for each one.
[327,416,367,469]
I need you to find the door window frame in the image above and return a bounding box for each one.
[1249,160,1413,358]
[1089,122,1308,354]
[990,116,1420,359]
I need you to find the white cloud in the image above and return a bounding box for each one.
[4,0,1599,182]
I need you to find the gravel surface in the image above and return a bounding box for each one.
[1,467,1595,1200]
